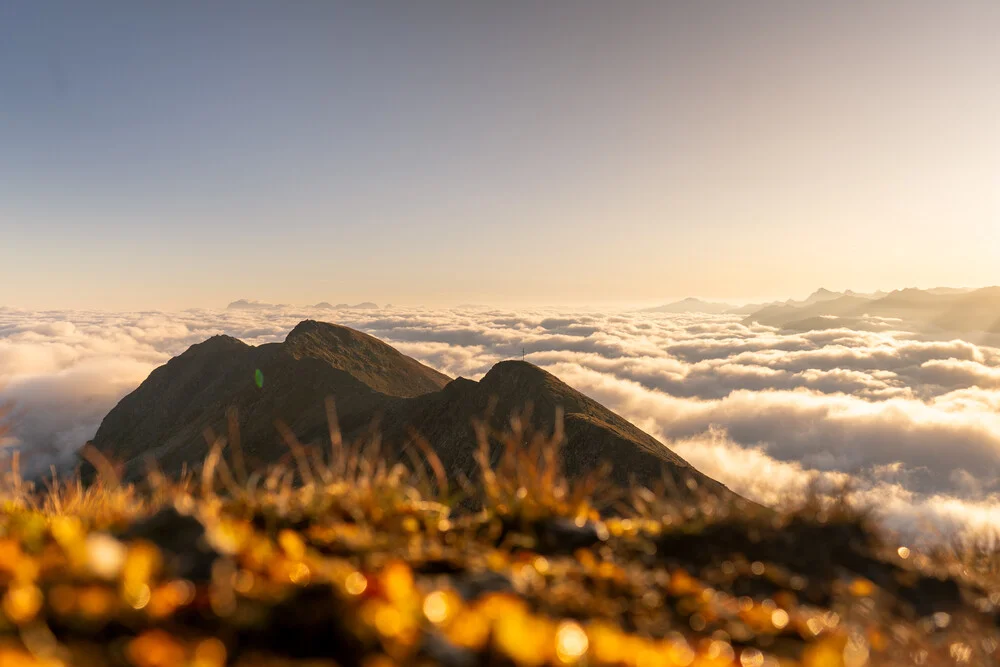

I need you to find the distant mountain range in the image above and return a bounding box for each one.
[227,299,291,310]
[227,300,381,311]
[741,286,1000,333]
[644,287,998,334]
[644,288,890,315]
[312,302,380,310]
[89,321,733,501]
[642,297,734,314]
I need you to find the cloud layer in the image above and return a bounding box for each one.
[2,304,999,541]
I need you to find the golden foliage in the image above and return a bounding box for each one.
[0,413,994,666]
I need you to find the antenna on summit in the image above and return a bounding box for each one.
[522,347,525,361]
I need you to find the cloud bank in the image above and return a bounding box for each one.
[2,304,999,541]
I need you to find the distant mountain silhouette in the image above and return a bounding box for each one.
[642,298,734,314]
[732,289,885,317]
[227,299,288,310]
[89,321,734,501]
[799,288,842,306]
[648,289,887,318]
[742,286,1000,333]
[726,301,782,315]
[742,295,872,328]
[641,288,885,318]
[326,302,380,309]
[928,286,1000,333]
[230,300,381,311]
[925,287,977,296]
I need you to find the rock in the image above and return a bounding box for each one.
[452,570,515,601]
[536,517,604,555]
[118,507,219,582]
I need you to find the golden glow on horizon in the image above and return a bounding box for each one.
[0,3,995,311]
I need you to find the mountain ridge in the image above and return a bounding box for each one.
[283,320,449,397]
[741,286,1000,333]
[641,298,734,314]
[89,321,734,502]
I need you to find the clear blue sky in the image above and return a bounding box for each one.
[1,1,997,309]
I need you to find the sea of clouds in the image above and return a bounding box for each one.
[2,304,999,542]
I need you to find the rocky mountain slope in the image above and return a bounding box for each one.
[377,360,729,497]
[282,320,449,397]
[89,321,733,501]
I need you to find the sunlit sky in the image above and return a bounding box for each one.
[1,1,997,310]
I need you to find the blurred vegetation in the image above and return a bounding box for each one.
[0,411,997,667]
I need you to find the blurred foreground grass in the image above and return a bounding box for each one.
[0,414,998,667]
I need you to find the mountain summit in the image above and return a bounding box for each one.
[283,320,448,397]
[375,360,716,494]
[90,321,734,500]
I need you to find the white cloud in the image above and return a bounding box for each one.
[2,304,1000,539]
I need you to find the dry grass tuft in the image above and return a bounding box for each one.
[0,410,996,666]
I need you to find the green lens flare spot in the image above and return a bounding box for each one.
[254,369,264,388]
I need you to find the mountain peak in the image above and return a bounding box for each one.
[477,360,593,419]
[481,360,556,389]
[286,318,340,338]
[285,319,387,351]
[227,299,286,310]
[443,376,478,392]
[90,326,736,505]
[206,333,244,344]
[187,334,248,353]
[91,322,451,479]
[641,298,733,314]
[284,320,450,398]
[806,288,839,300]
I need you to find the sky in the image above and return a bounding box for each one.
[1,1,998,310]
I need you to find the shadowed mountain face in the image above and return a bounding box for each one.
[89,321,734,501]
[283,320,449,398]
[89,329,403,478]
[377,360,728,497]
